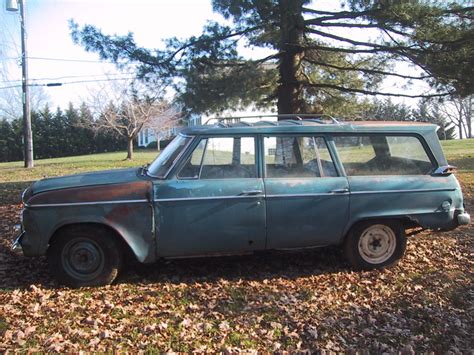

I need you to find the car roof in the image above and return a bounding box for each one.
[181,119,438,136]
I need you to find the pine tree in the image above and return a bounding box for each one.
[70,0,473,116]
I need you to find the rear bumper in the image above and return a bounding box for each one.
[457,212,471,226]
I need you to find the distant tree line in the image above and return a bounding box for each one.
[359,99,458,140]
[0,95,467,163]
[0,103,125,163]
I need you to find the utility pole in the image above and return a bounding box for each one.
[6,0,33,167]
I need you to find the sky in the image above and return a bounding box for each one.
[0,0,428,114]
[0,0,225,109]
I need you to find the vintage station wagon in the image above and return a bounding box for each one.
[13,115,470,287]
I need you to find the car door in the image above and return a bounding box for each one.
[153,135,266,257]
[263,135,350,248]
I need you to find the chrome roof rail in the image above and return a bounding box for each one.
[203,114,341,126]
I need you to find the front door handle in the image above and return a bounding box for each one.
[331,188,349,194]
[241,190,263,196]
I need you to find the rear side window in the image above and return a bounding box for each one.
[264,136,337,178]
[334,135,434,176]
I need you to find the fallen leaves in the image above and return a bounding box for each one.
[0,187,473,352]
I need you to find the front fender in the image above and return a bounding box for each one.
[23,202,156,263]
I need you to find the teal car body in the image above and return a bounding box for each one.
[13,119,470,286]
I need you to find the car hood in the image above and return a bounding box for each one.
[29,168,141,196]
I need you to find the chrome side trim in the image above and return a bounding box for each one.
[25,187,454,207]
[26,199,148,208]
[266,192,347,198]
[351,188,455,195]
[155,195,264,202]
[21,188,28,203]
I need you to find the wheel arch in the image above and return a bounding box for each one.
[342,215,419,244]
[49,222,137,262]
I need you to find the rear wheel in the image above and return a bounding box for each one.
[47,226,123,287]
[344,221,406,270]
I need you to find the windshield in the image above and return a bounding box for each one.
[147,135,192,178]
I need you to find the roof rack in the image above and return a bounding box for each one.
[204,114,340,126]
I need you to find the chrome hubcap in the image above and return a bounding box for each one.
[358,224,396,264]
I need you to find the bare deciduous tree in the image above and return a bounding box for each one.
[434,96,473,139]
[88,80,172,160]
[0,85,49,121]
[145,105,182,152]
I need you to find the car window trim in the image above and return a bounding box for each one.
[176,135,259,180]
[262,134,339,179]
[146,133,195,180]
[331,132,437,176]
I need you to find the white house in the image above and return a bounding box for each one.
[137,114,202,148]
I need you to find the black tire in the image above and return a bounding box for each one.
[344,220,406,270]
[47,226,123,288]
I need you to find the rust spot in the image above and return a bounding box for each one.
[28,181,151,205]
[106,204,134,219]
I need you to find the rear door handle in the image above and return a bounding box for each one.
[241,190,263,196]
[331,188,349,194]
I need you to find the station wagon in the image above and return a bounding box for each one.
[13,115,471,287]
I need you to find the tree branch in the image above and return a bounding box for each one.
[302,82,453,98]
[302,57,430,80]
[305,28,425,53]
[197,53,280,67]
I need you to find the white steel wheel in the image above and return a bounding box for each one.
[357,224,396,264]
[344,220,406,270]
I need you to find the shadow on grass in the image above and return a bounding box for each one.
[120,246,348,286]
[0,235,348,289]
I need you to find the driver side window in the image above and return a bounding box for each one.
[179,137,257,179]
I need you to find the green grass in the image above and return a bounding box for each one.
[0,150,158,183]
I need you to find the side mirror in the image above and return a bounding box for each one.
[432,165,457,176]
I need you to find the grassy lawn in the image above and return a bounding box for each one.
[0,139,472,352]
[0,150,159,184]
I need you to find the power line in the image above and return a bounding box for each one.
[28,56,119,64]
[0,84,21,90]
[0,56,119,64]
[1,71,139,83]
[0,76,138,90]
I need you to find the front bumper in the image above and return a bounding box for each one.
[457,212,471,226]
[12,230,25,251]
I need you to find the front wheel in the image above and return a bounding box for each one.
[47,226,123,288]
[344,221,406,270]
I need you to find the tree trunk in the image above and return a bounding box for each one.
[458,121,463,139]
[467,96,472,138]
[126,137,134,160]
[157,137,161,152]
[277,0,305,116]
